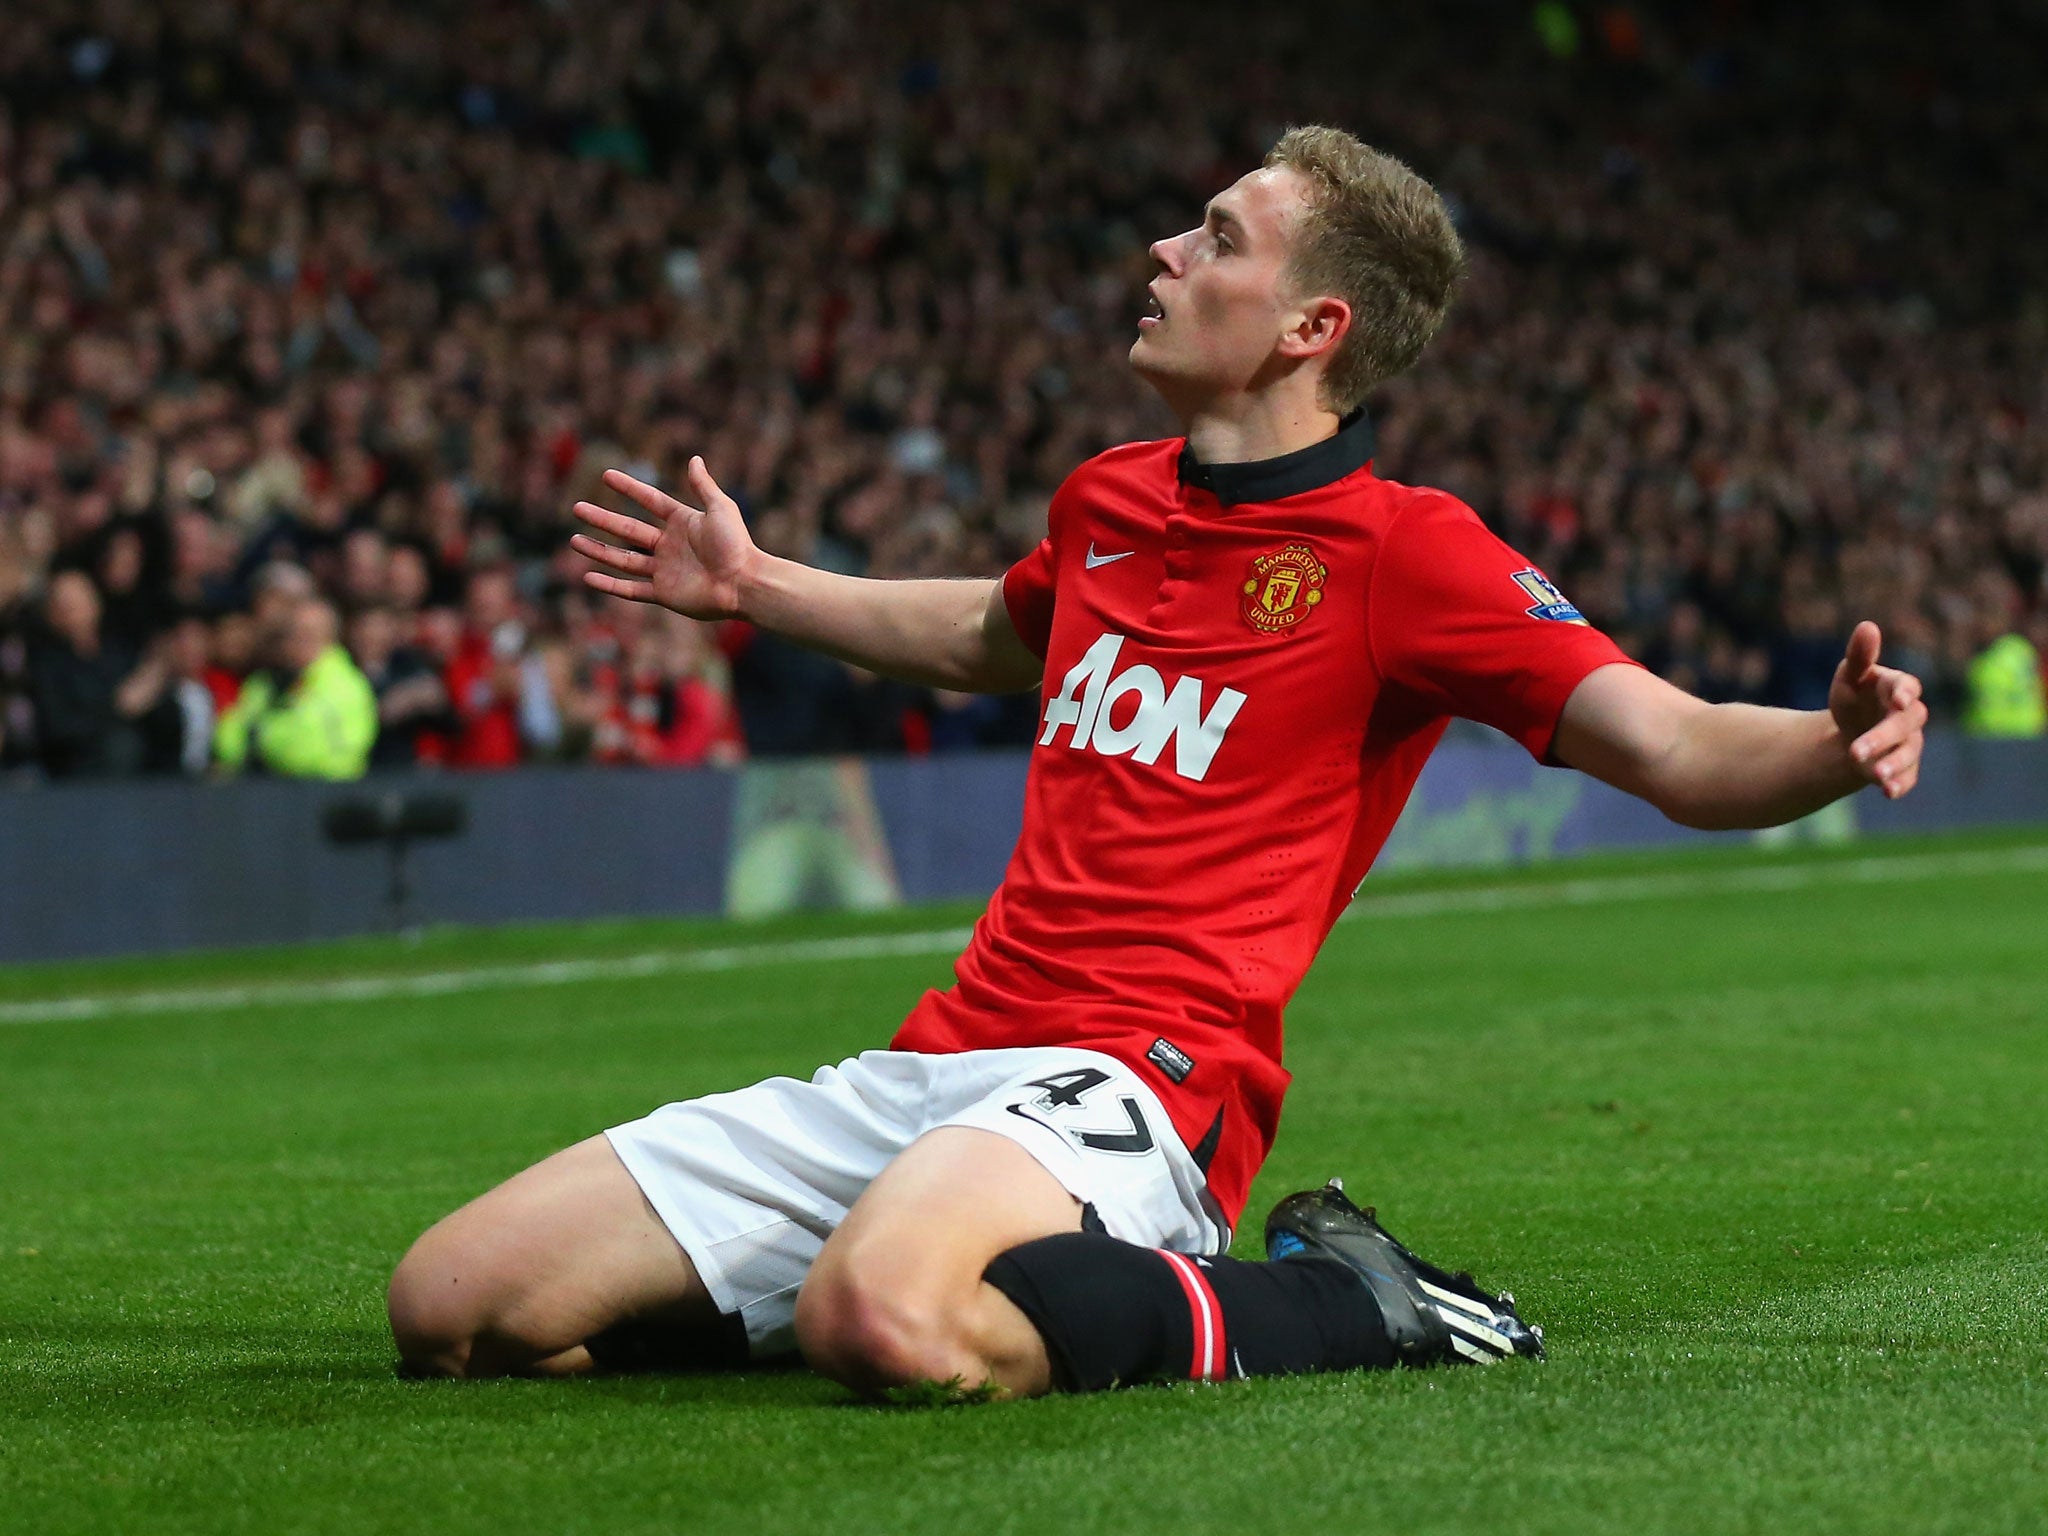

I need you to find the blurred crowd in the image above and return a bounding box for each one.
[1,0,2043,783]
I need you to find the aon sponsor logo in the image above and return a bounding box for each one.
[1038,633,1246,783]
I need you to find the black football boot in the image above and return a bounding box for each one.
[1263,1177,1546,1365]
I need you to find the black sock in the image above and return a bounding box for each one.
[983,1232,1395,1391]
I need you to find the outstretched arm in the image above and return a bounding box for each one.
[570,459,1044,694]
[1552,622,1927,830]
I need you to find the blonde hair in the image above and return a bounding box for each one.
[1263,126,1465,414]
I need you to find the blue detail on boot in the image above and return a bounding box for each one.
[1268,1230,1308,1262]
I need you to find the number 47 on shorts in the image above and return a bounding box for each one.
[1005,1068,1155,1155]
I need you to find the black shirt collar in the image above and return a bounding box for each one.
[1176,408,1376,506]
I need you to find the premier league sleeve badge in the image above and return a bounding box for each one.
[1509,568,1590,625]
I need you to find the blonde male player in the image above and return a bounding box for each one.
[389,127,1926,1396]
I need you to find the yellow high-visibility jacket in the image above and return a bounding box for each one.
[1962,635,2046,739]
[215,644,378,779]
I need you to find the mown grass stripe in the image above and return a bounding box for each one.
[3,841,2042,1028]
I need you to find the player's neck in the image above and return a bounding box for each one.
[1179,394,1341,467]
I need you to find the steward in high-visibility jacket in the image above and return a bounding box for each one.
[1962,634,2047,739]
[215,600,378,779]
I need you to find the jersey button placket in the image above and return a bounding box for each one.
[1151,500,1201,621]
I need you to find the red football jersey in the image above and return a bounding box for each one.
[892,412,1633,1226]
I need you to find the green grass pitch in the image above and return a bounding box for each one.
[3,830,2045,1535]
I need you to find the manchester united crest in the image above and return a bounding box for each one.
[1240,544,1327,634]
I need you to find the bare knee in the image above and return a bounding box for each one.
[388,1222,560,1379]
[388,1228,488,1378]
[794,1258,970,1395]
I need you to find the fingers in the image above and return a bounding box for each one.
[569,532,654,577]
[1878,666,1922,713]
[571,499,667,550]
[1841,620,1882,684]
[581,570,658,603]
[602,469,696,523]
[1864,731,1922,798]
[1850,692,1925,762]
[1850,687,1929,799]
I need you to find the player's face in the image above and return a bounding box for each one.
[1131,166,1313,410]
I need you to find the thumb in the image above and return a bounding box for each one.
[1842,620,1882,684]
[686,455,729,511]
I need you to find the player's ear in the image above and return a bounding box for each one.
[1278,295,1351,361]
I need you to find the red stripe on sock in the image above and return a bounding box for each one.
[1158,1251,1227,1381]
[1187,1260,1228,1380]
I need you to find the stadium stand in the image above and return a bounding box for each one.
[0,0,2042,781]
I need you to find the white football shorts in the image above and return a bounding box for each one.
[605,1046,1230,1357]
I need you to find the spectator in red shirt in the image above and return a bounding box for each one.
[443,566,528,768]
[599,612,744,768]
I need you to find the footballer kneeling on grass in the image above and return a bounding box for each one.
[388,126,1927,1397]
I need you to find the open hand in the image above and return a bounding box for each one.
[1829,621,1927,800]
[569,457,758,620]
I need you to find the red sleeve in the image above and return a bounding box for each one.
[1001,538,1056,659]
[1369,491,1639,760]
[1000,470,1079,660]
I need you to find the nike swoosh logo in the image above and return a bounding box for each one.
[1004,1103,1065,1141]
[1085,544,1134,569]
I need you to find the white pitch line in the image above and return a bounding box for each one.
[1343,842,2048,920]
[1,843,2042,1029]
[0,927,974,1028]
